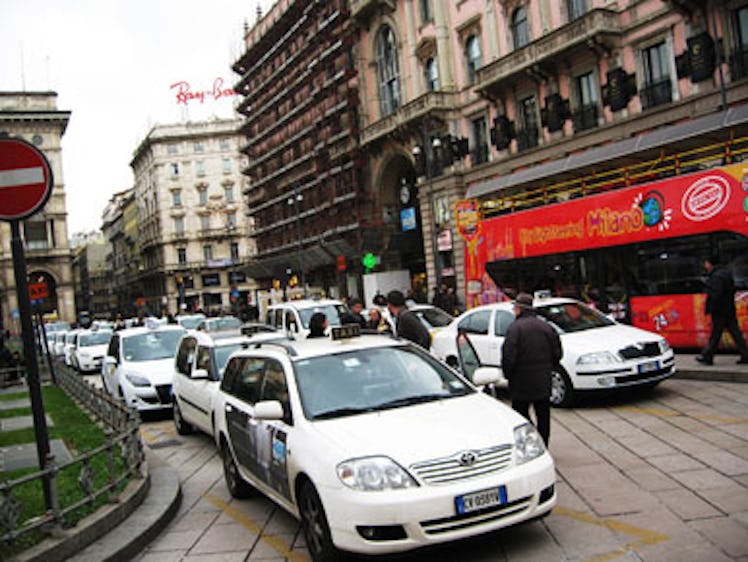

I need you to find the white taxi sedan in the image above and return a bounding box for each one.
[72,328,112,372]
[214,329,555,561]
[431,297,675,406]
[101,323,186,412]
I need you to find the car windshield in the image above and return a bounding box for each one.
[214,343,245,377]
[178,315,205,329]
[207,317,242,331]
[79,331,112,347]
[536,302,615,333]
[122,329,186,361]
[416,307,454,328]
[294,345,473,420]
[298,304,347,328]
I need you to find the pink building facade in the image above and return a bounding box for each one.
[352,0,748,302]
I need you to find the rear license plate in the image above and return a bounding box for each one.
[455,485,507,514]
[638,360,659,373]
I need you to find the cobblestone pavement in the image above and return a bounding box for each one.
[129,378,748,562]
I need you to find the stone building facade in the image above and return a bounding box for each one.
[0,92,74,332]
[128,118,256,317]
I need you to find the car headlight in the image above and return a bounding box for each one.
[125,373,151,387]
[337,456,418,491]
[577,351,620,365]
[514,423,545,465]
[657,339,671,354]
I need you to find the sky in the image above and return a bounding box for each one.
[1,0,276,235]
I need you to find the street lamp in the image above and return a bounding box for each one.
[412,134,442,292]
[287,184,307,298]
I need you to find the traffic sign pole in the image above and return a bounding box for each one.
[1,136,55,510]
[11,220,53,509]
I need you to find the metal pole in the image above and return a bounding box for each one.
[10,220,53,509]
[423,120,441,292]
[294,185,307,298]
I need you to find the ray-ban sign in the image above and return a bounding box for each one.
[170,77,238,105]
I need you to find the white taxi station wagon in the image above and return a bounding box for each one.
[213,327,556,561]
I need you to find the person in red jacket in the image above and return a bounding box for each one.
[501,293,563,446]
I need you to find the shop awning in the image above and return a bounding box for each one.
[467,105,748,199]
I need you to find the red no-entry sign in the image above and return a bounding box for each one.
[0,137,54,221]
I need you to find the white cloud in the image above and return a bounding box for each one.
[0,0,276,234]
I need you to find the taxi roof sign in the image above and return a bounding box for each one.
[332,324,361,340]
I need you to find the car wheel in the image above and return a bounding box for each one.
[173,399,194,435]
[550,367,575,408]
[298,480,341,562]
[221,440,252,498]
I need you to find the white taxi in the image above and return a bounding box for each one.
[71,328,112,373]
[213,327,555,561]
[101,322,186,412]
[431,297,675,406]
[172,330,282,437]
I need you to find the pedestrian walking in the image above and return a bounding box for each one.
[501,292,563,446]
[696,256,748,365]
[308,312,328,338]
[386,290,430,349]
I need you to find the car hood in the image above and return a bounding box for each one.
[122,358,175,385]
[560,323,665,355]
[312,394,523,463]
[78,344,108,355]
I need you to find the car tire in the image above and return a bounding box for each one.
[550,367,575,408]
[298,480,341,562]
[221,440,252,499]
[173,399,194,435]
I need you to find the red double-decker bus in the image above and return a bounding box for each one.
[463,163,748,349]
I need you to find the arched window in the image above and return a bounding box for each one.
[511,6,530,50]
[425,57,440,91]
[376,25,401,117]
[465,35,481,85]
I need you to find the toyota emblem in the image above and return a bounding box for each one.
[459,451,478,466]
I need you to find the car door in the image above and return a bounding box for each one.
[252,359,293,501]
[187,343,217,434]
[102,334,120,395]
[223,356,264,472]
[456,309,497,366]
[174,336,200,425]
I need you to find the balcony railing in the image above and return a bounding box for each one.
[639,78,672,110]
[476,9,621,95]
[571,104,599,132]
[360,91,458,147]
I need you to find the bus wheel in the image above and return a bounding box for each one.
[550,368,574,408]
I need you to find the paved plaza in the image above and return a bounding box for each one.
[131,375,748,562]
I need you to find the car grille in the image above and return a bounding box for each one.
[155,384,173,404]
[614,363,674,385]
[420,495,532,535]
[618,342,662,359]
[410,445,512,485]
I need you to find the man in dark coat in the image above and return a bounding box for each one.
[696,256,748,365]
[386,290,431,350]
[501,293,563,446]
[341,298,367,328]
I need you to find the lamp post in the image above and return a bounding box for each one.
[412,132,442,292]
[287,184,307,298]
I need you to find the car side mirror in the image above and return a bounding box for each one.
[254,400,284,420]
[192,368,210,380]
[472,367,500,386]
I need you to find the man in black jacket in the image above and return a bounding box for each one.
[501,293,563,446]
[696,256,748,365]
[386,290,430,350]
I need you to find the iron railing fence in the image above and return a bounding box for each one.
[0,365,144,548]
